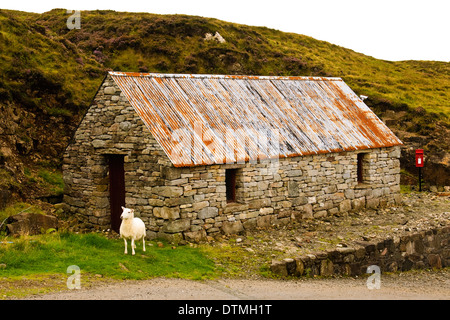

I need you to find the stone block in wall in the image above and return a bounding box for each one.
[152,186,184,197]
[92,139,106,148]
[148,198,164,207]
[167,178,188,186]
[328,207,339,215]
[242,218,257,230]
[162,219,190,233]
[314,210,327,218]
[320,259,334,276]
[284,258,297,275]
[224,203,248,214]
[339,199,352,213]
[278,201,292,209]
[221,220,243,234]
[352,197,365,211]
[287,181,299,197]
[295,258,304,276]
[153,206,180,220]
[161,167,181,180]
[259,207,274,215]
[146,230,158,240]
[286,169,303,177]
[193,201,210,211]
[164,196,193,207]
[190,224,202,231]
[97,216,110,227]
[388,146,401,158]
[157,231,184,244]
[343,188,354,199]
[355,247,366,260]
[248,198,271,209]
[104,87,116,95]
[257,215,272,228]
[184,229,207,242]
[291,196,308,206]
[208,227,220,234]
[198,206,219,219]
[270,260,288,277]
[298,204,313,220]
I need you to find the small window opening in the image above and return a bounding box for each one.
[357,153,364,183]
[226,169,237,202]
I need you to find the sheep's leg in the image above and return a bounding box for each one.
[131,238,135,255]
[123,238,128,255]
[142,237,146,252]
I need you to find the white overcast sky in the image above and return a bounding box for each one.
[3,0,449,61]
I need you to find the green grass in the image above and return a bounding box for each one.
[37,169,64,195]
[400,184,413,194]
[22,168,65,196]
[1,8,448,120]
[0,232,219,280]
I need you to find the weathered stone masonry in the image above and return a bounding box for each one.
[271,225,450,277]
[63,75,402,241]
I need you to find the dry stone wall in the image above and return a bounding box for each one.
[63,75,402,241]
[270,225,450,277]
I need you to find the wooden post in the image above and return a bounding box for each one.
[419,167,422,192]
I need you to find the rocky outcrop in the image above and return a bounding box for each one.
[6,212,58,236]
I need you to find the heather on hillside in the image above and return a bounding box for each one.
[0,8,448,202]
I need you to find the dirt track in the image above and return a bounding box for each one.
[26,269,449,300]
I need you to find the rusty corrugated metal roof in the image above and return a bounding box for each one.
[109,71,402,167]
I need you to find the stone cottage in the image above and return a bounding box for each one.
[63,71,403,242]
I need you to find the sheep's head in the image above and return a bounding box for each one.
[120,206,134,220]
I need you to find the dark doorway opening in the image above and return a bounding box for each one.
[108,154,125,233]
[357,153,364,183]
[226,169,237,203]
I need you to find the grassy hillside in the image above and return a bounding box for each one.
[0,8,448,204]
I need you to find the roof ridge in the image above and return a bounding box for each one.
[108,71,342,82]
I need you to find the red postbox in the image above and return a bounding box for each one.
[415,149,424,167]
[415,149,424,191]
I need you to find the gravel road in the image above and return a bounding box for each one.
[27,269,449,300]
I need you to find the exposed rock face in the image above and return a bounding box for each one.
[0,190,11,210]
[6,212,58,236]
[378,107,450,187]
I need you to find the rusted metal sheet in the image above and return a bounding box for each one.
[109,71,402,167]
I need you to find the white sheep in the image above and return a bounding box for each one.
[119,206,146,255]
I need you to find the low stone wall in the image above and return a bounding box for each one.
[270,225,450,277]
